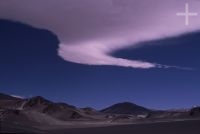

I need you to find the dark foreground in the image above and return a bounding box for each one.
[49,120,200,134]
[1,119,200,134]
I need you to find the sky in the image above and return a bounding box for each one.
[0,0,200,110]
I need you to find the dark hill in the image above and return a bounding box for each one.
[0,93,21,101]
[101,102,151,115]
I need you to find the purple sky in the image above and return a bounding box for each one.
[0,0,200,109]
[0,0,200,69]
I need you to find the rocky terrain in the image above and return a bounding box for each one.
[0,93,200,133]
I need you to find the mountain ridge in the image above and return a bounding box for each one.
[101,102,151,115]
[0,92,199,117]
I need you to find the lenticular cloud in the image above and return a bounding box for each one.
[0,0,200,69]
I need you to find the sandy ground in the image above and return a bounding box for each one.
[1,114,200,134]
[47,119,200,134]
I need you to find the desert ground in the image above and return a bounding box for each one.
[1,119,200,134]
[49,119,200,134]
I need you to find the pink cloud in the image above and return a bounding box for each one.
[0,0,199,69]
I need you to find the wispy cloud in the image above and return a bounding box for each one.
[0,0,199,69]
[156,64,195,71]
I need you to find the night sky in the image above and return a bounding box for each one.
[0,1,200,110]
[0,19,199,110]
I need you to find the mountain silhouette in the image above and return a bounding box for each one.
[101,102,151,115]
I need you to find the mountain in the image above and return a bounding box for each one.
[101,102,151,115]
[0,93,101,122]
[42,103,84,120]
[19,96,90,120]
[190,107,200,116]
[0,92,199,122]
[0,93,22,109]
[1,92,200,133]
[21,96,53,111]
[80,107,99,115]
[0,93,21,101]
